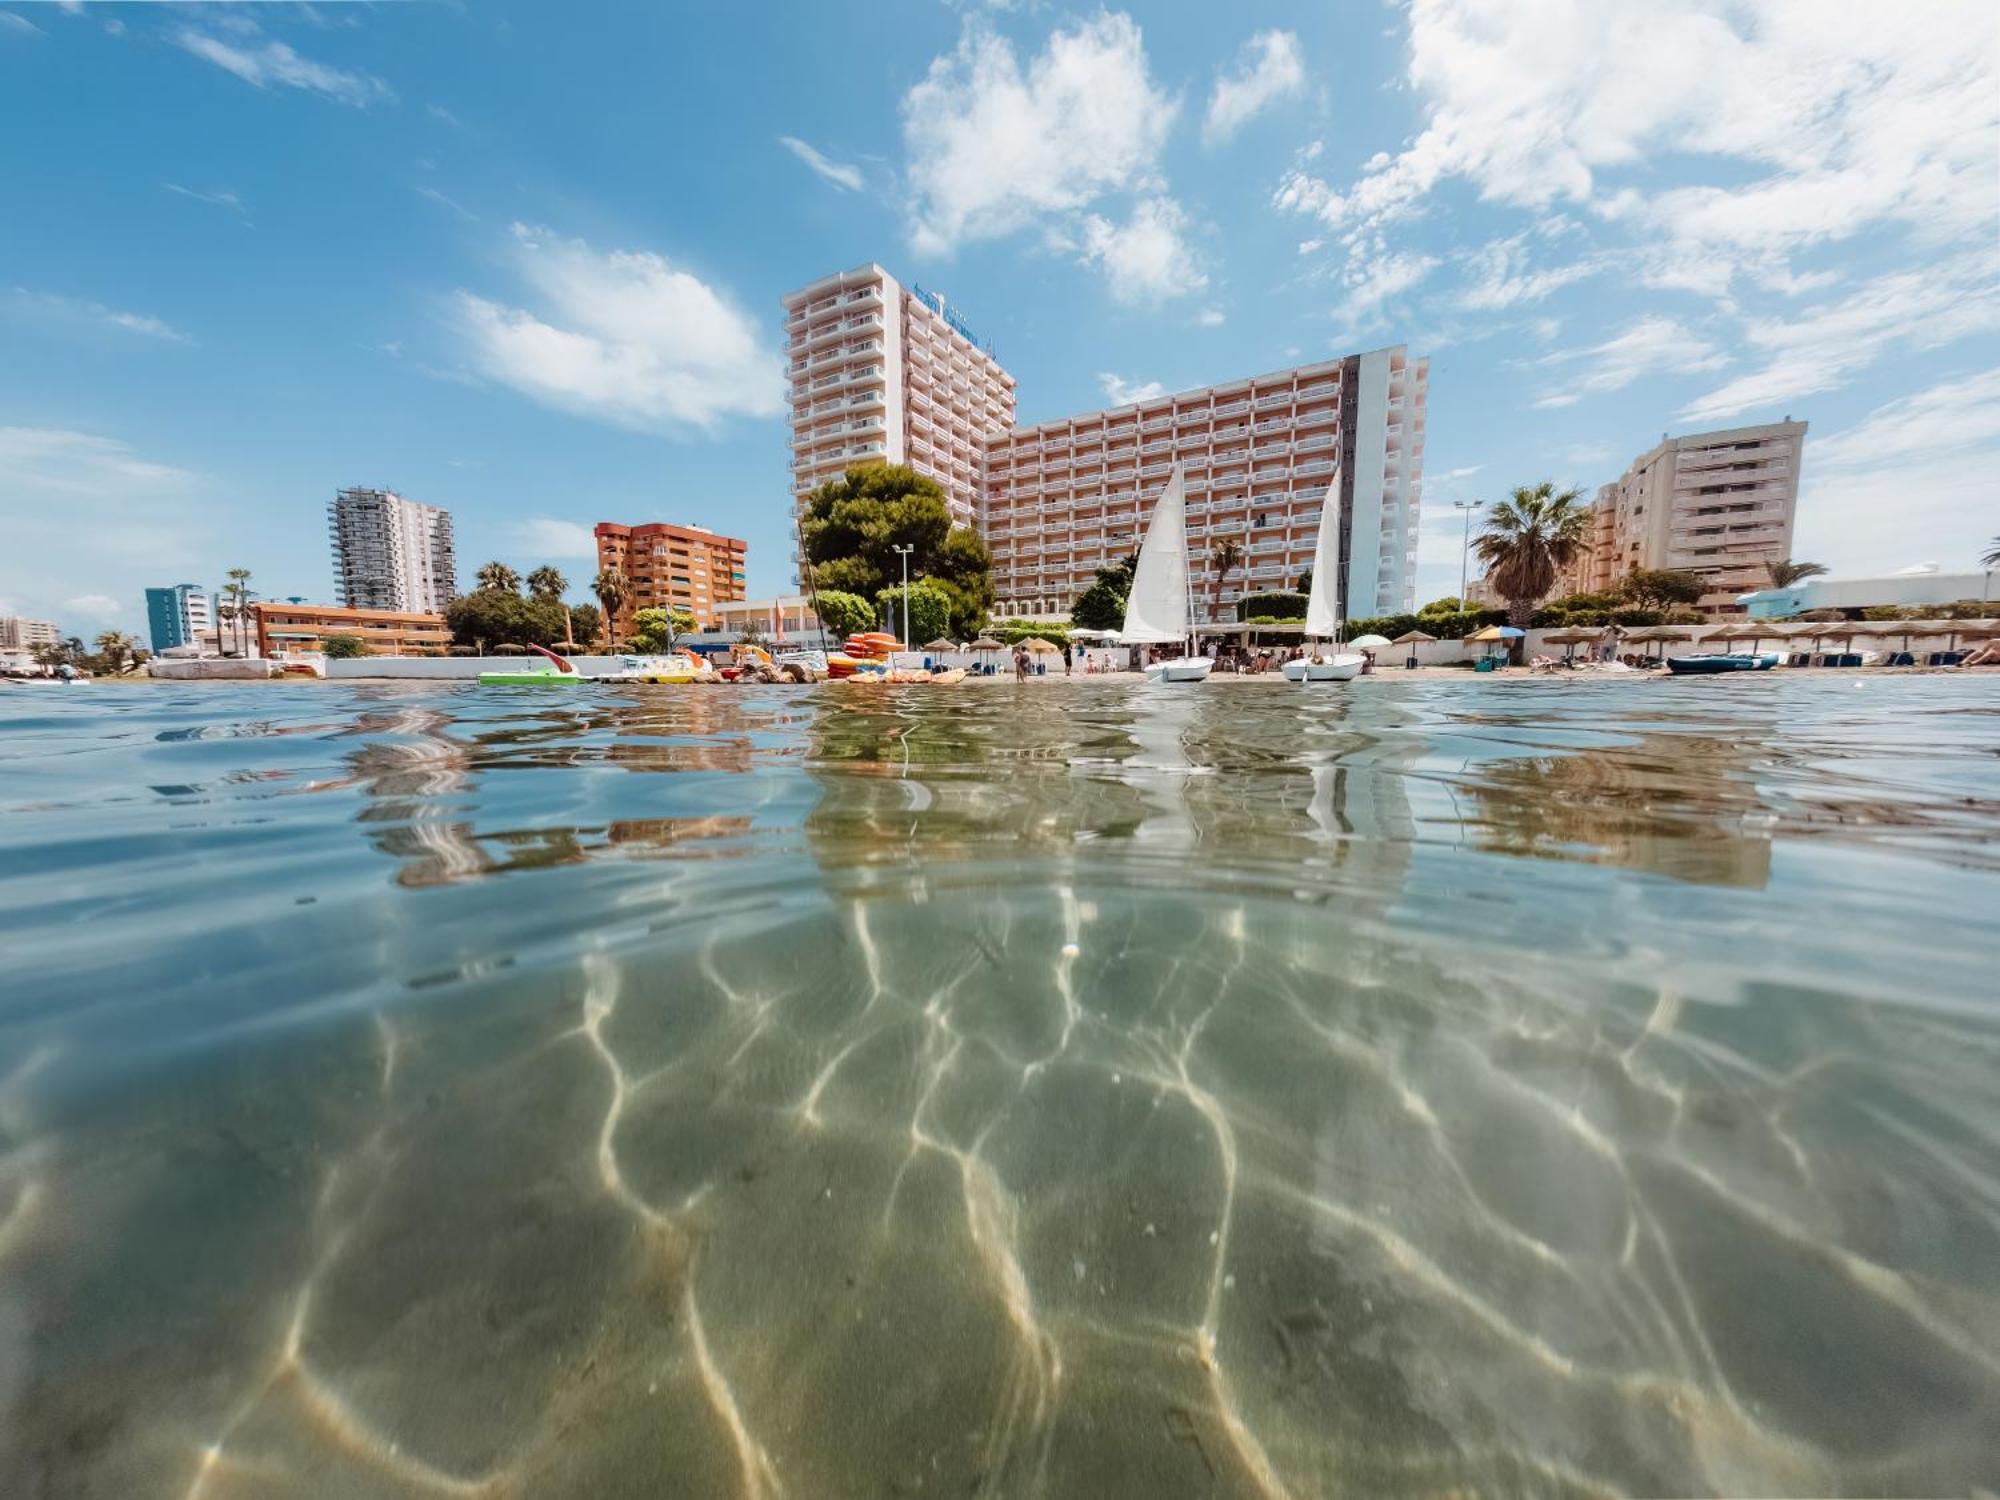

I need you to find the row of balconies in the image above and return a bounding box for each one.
[992,407,1341,465]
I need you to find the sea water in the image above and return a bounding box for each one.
[2,676,1997,1496]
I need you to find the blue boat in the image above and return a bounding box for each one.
[1666,652,1782,675]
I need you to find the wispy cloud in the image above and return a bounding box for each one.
[1097,372,1167,406]
[415,184,477,222]
[9,288,193,344]
[173,25,393,107]
[453,223,785,434]
[1192,307,1225,328]
[0,12,44,38]
[1204,30,1304,145]
[778,136,863,192]
[1533,316,1726,409]
[163,182,251,224]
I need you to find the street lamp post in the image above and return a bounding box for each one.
[1453,500,1484,603]
[891,544,914,650]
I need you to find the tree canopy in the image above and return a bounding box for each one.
[445,585,569,650]
[475,561,521,594]
[629,606,696,653]
[320,634,368,659]
[1763,559,1827,589]
[800,464,992,636]
[525,566,568,601]
[1617,569,1706,610]
[875,578,953,647]
[1068,552,1138,631]
[811,588,876,639]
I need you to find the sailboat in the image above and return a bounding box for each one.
[1282,476,1366,684]
[1120,463,1214,683]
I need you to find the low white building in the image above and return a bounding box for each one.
[1740,563,1995,618]
[709,595,823,643]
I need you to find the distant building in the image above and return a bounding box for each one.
[144,584,214,653]
[711,595,821,643]
[594,521,747,634]
[254,601,451,658]
[0,616,60,650]
[1560,419,1808,613]
[328,487,458,613]
[1738,564,1996,619]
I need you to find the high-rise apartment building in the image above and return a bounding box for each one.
[1560,420,1807,612]
[781,264,1426,622]
[144,583,214,653]
[328,487,458,614]
[783,265,1018,538]
[594,521,747,635]
[0,616,60,650]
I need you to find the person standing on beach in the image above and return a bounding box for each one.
[1061,641,1072,676]
[1013,645,1030,681]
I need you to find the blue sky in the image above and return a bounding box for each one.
[2,0,1994,636]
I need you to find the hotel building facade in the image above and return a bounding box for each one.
[328,487,459,614]
[0,615,61,651]
[782,264,1425,623]
[144,583,214,654]
[593,521,748,634]
[1560,419,1808,613]
[254,601,452,658]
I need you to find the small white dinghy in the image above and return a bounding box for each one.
[1283,467,1365,685]
[1120,463,1214,684]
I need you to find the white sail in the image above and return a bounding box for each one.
[1303,466,1343,639]
[1119,464,1191,644]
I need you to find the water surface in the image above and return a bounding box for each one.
[3,676,1998,1497]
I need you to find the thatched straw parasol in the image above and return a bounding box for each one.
[1392,628,1436,668]
[923,637,958,652]
[1539,627,1597,662]
[968,636,1005,651]
[1021,636,1062,655]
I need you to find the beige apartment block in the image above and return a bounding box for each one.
[782,264,1017,549]
[1561,420,1808,612]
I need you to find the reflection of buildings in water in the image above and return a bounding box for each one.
[377,816,754,889]
[1462,732,1773,889]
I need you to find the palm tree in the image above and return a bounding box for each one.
[222,568,253,655]
[475,561,521,595]
[1472,482,1591,639]
[593,567,628,649]
[94,630,136,674]
[1765,559,1828,589]
[526,566,567,600]
[1210,538,1244,617]
[1982,536,2000,569]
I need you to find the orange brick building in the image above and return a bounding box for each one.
[593,522,747,634]
[255,602,451,658]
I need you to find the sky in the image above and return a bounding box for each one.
[2,0,1995,637]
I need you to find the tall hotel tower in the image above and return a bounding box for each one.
[781,264,1426,622]
[327,487,459,614]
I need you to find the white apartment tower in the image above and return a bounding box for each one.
[782,265,1017,543]
[328,487,458,614]
[781,264,1426,621]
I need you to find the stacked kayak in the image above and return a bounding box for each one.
[830,631,898,679]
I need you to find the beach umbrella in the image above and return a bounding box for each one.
[1540,627,1595,662]
[923,637,958,652]
[1391,627,1436,669]
[1349,633,1393,650]
[969,636,1004,651]
[1021,636,1061,654]
[1463,624,1520,643]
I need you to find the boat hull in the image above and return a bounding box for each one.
[1283,653,1365,683]
[1665,653,1780,675]
[1145,656,1214,683]
[477,671,578,686]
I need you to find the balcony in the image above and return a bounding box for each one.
[1215,400,1249,417]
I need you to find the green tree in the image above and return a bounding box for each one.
[1068,552,1138,631]
[320,634,368,659]
[800,464,992,636]
[811,588,876,639]
[1294,566,1312,595]
[1209,538,1244,614]
[221,567,253,655]
[592,568,628,649]
[1418,596,1464,616]
[567,602,603,649]
[92,630,137,673]
[1472,482,1592,633]
[475,561,521,595]
[1617,568,1706,610]
[629,606,696,653]
[444,591,569,651]
[526,566,568,600]
[1763,559,1827,589]
[1236,590,1307,622]
[875,578,952,646]
[1984,537,2000,569]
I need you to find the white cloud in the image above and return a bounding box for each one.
[1329,250,1437,340]
[1078,197,1206,304]
[778,136,864,192]
[1533,315,1727,408]
[1279,0,1997,295]
[509,518,600,561]
[454,223,785,434]
[62,593,122,622]
[1204,30,1304,144]
[1678,255,2000,424]
[1794,370,2000,574]
[173,26,393,107]
[1193,307,1225,328]
[902,12,1177,257]
[1097,373,1168,406]
[0,427,196,497]
[163,182,249,222]
[427,102,465,130]
[1457,233,1602,310]
[9,288,192,344]
[415,184,477,222]
[1,12,43,37]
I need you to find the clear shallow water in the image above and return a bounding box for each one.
[3,676,1998,1498]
